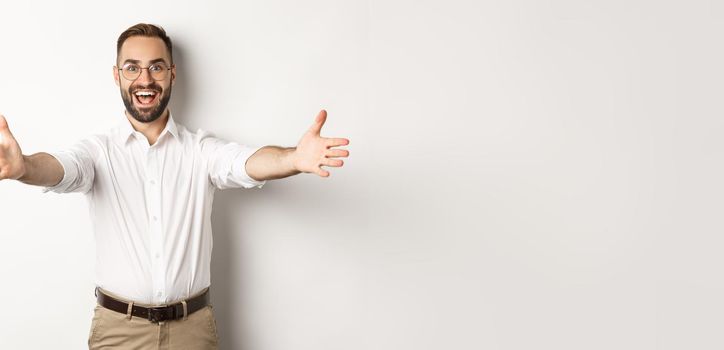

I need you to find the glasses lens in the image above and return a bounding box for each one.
[121,64,141,80]
[149,64,168,80]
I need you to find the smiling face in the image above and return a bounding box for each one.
[114,36,176,124]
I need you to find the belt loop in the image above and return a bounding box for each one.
[126,301,134,321]
[181,300,188,321]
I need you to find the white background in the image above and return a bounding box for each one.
[0,0,721,349]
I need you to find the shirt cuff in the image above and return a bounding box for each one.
[41,151,76,193]
[231,145,267,189]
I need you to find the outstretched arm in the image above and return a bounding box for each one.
[245,110,350,181]
[0,115,63,187]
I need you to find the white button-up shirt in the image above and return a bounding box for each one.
[42,112,266,304]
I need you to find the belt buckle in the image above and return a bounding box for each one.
[147,307,166,324]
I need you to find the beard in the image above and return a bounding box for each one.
[121,82,172,123]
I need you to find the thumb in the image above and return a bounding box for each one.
[0,114,17,142]
[307,109,327,135]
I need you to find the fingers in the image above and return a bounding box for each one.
[314,167,330,177]
[307,109,327,136]
[312,157,344,178]
[325,149,349,158]
[321,158,344,167]
[301,110,348,178]
[324,138,349,148]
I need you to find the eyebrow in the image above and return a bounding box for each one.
[122,58,169,65]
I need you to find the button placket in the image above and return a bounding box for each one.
[146,148,165,304]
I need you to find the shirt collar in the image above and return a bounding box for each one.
[117,110,179,146]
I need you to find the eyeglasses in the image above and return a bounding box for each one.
[117,62,174,81]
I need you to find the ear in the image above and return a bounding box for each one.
[113,65,120,87]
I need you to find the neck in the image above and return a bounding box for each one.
[125,109,169,146]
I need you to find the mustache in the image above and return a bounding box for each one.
[129,83,163,94]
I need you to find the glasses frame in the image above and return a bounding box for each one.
[117,62,175,81]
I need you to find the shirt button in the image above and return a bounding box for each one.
[157,291,163,297]
[153,216,158,221]
[155,253,160,259]
[150,180,156,185]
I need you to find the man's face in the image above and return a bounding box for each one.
[114,36,175,123]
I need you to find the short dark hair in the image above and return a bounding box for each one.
[117,23,173,64]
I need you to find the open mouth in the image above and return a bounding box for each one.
[133,89,160,107]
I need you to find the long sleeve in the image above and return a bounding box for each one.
[42,138,96,194]
[199,130,266,190]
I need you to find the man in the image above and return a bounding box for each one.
[0,23,350,349]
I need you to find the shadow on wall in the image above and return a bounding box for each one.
[208,180,358,350]
[169,39,358,350]
[168,40,266,350]
[168,41,191,126]
[209,188,270,350]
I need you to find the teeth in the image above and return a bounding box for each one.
[135,91,157,96]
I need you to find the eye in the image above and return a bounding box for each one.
[149,64,165,72]
[124,64,139,72]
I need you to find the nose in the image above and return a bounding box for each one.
[135,67,154,84]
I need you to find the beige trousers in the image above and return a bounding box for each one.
[88,288,219,350]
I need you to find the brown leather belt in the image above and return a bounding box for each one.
[95,287,210,324]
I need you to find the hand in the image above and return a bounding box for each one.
[0,115,26,181]
[292,110,350,177]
